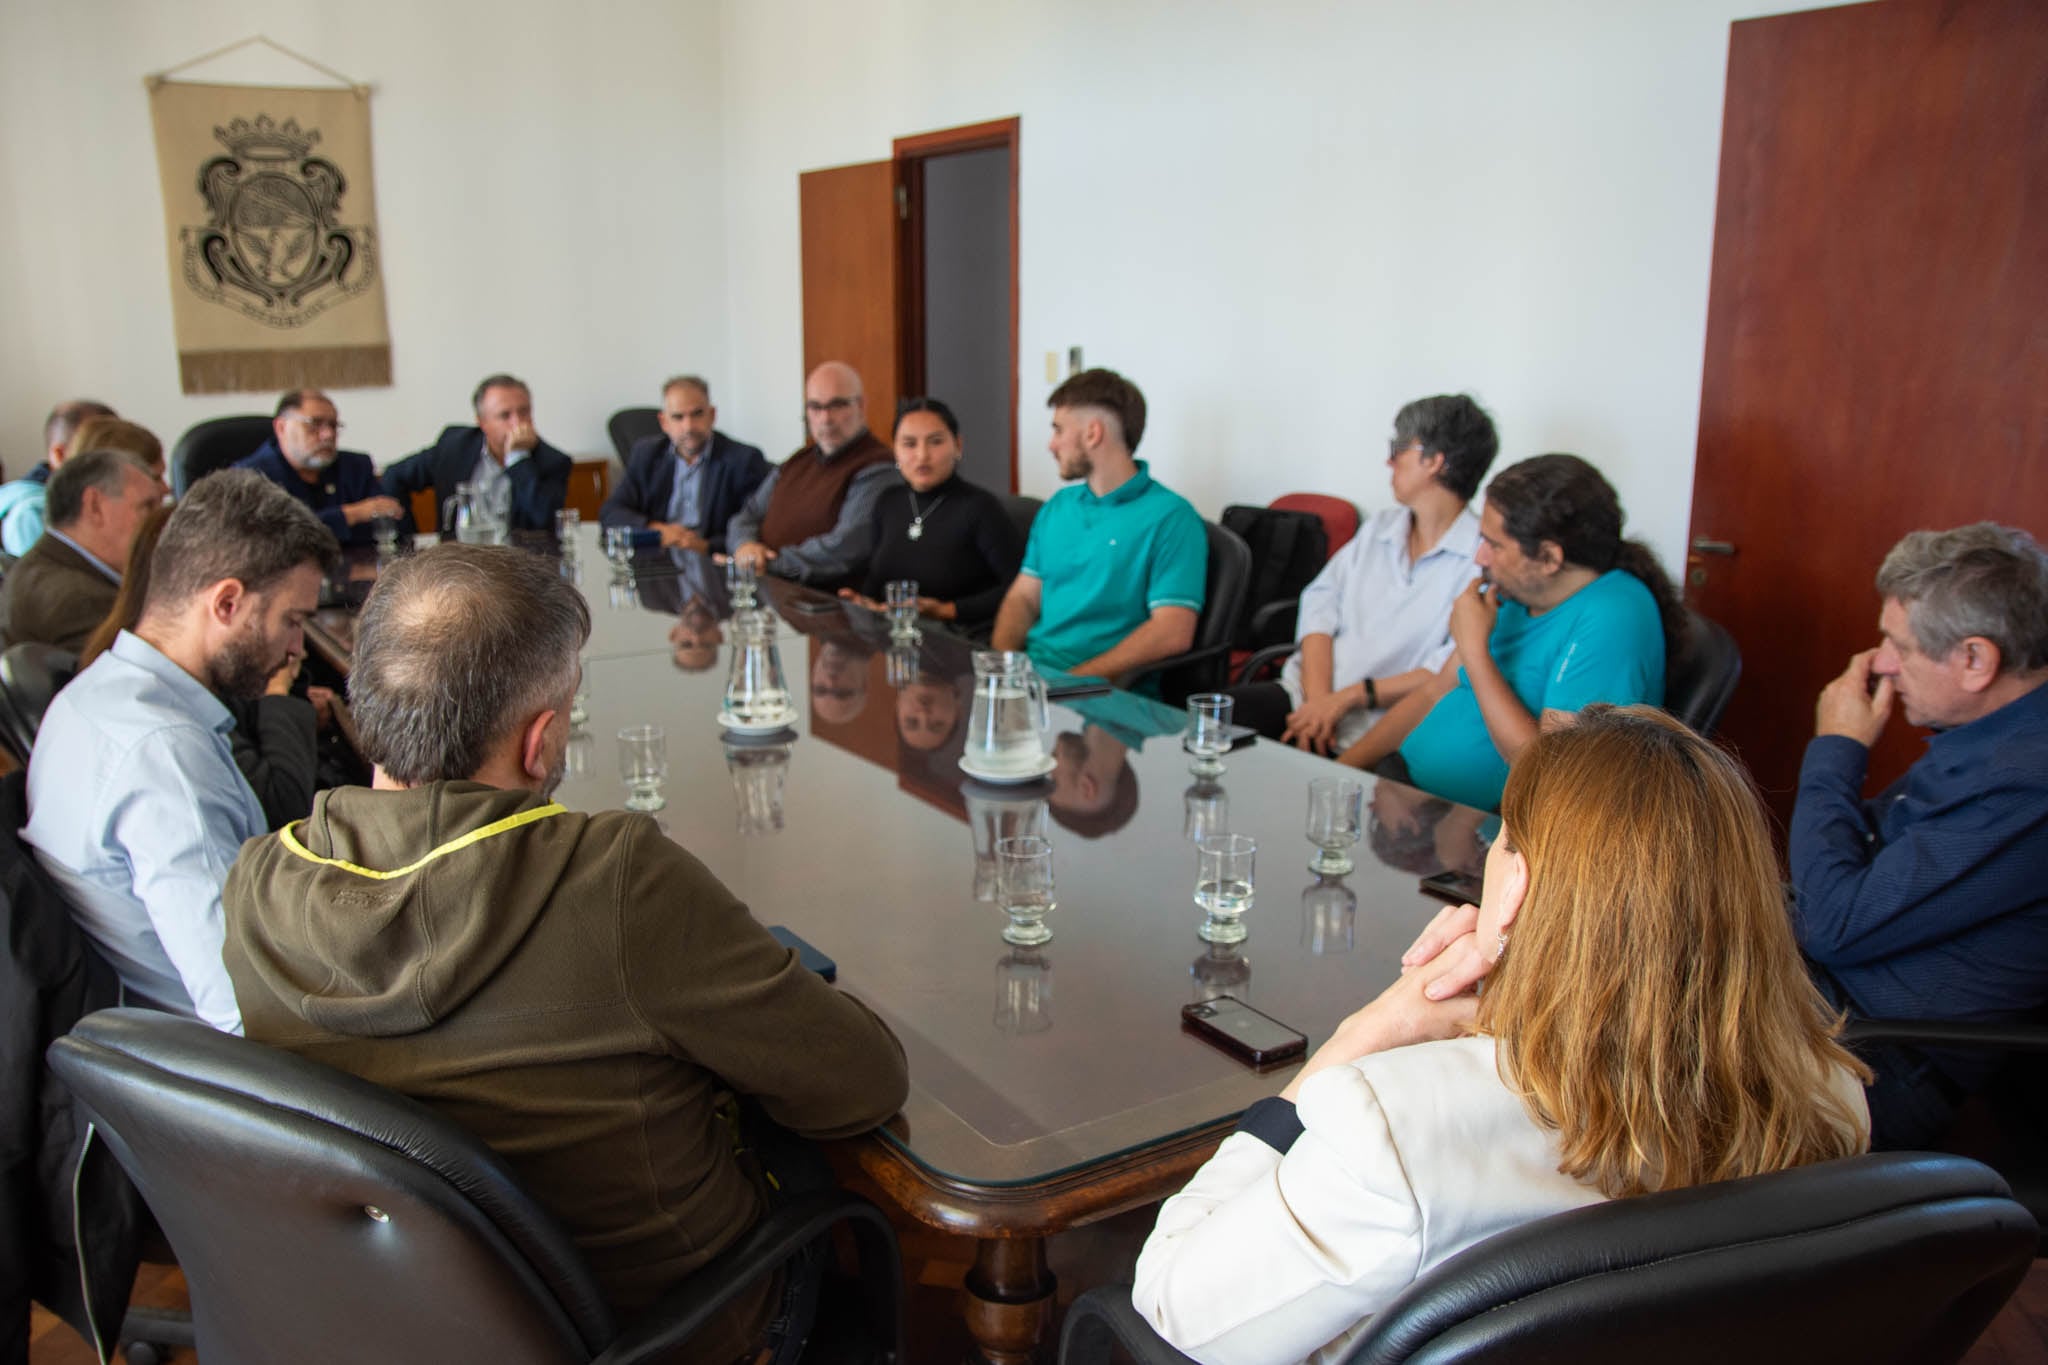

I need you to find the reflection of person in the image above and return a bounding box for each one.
[24,471,338,1034]
[1135,708,1870,1364]
[810,638,872,724]
[0,448,167,652]
[725,362,896,588]
[896,674,963,752]
[991,369,1207,690]
[1226,395,1496,753]
[668,603,723,673]
[1790,524,2048,1150]
[222,544,908,1360]
[0,398,116,554]
[841,399,1022,633]
[1045,685,1185,838]
[381,373,573,531]
[600,376,768,554]
[1337,455,1679,811]
[235,389,405,546]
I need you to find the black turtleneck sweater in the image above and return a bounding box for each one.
[860,473,1022,627]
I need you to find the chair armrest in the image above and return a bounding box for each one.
[1842,1017,2048,1052]
[1235,643,1296,685]
[1248,598,1297,647]
[1125,640,1238,688]
[594,1189,903,1365]
[1059,1285,1200,1365]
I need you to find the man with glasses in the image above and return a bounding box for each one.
[237,389,405,547]
[723,361,896,590]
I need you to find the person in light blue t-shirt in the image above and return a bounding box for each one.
[991,368,1207,690]
[1338,454,1682,811]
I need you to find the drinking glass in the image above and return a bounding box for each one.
[886,579,920,641]
[370,515,400,558]
[994,835,1056,946]
[603,525,636,576]
[1195,833,1256,944]
[1185,693,1233,778]
[554,507,581,560]
[725,556,758,609]
[1305,776,1364,875]
[993,948,1054,1034]
[617,724,667,812]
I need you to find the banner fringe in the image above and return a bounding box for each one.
[179,346,392,395]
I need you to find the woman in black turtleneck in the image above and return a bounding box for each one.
[842,398,1022,634]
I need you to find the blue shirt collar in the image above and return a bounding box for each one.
[46,527,121,585]
[1081,459,1155,507]
[1926,677,2048,761]
[108,630,236,735]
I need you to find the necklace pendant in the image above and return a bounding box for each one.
[908,521,924,540]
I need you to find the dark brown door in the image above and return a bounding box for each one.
[1687,0,2047,820]
[799,160,902,444]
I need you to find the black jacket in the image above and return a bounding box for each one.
[380,426,573,533]
[599,432,770,554]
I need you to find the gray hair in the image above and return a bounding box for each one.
[43,398,116,452]
[1876,523,2048,672]
[145,469,341,611]
[349,544,592,784]
[45,448,152,529]
[662,375,712,402]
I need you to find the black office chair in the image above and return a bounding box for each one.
[1125,521,1253,707]
[168,415,272,499]
[49,1008,903,1365]
[0,643,77,762]
[1664,607,1741,735]
[1003,493,1043,545]
[1061,1151,2034,1365]
[607,407,662,463]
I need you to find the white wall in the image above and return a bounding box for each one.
[0,0,728,470]
[713,0,1795,572]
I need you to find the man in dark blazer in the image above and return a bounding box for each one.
[236,388,407,547]
[0,449,165,652]
[600,376,767,554]
[381,373,572,532]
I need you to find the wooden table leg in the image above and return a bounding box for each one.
[962,1236,1057,1365]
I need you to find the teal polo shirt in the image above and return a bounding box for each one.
[1021,461,1208,675]
[1400,569,1665,810]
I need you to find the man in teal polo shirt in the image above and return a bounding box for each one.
[1336,454,1679,810]
[992,369,1207,688]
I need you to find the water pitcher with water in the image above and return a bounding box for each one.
[443,481,506,545]
[724,611,793,724]
[965,651,1051,776]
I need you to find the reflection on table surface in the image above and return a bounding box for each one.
[314,525,1495,1187]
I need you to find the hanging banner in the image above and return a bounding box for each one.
[148,81,391,394]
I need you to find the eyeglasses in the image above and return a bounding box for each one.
[1388,438,1422,460]
[805,397,861,415]
[289,416,344,433]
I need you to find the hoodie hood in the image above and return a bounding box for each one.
[225,781,590,1037]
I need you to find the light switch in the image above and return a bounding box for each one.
[1044,352,1058,382]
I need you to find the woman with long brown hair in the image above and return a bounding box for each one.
[1134,706,1870,1365]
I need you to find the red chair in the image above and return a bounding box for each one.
[1224,493,1362,674]
[1270,493,1361,559]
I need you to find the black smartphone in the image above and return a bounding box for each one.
[1418,869,1484,905]
[1181,996,1307,1068]
[768,926,838,982]
[1046,680,1114,700]
[789,599,841,616]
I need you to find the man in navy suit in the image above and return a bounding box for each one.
[236,389,406,547]
[381,373,572,532]
[600,376,767,554]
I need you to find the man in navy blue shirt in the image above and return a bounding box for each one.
[236,390,406,547]
[1791,522,2048,1148]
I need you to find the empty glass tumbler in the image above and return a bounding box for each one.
[617,724,667,812]
[1305,777,1364,875]
[994,834,1056,947]
[1185,694,1234,778]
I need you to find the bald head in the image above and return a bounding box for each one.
[44,399,118,466]
[804,362,867,455]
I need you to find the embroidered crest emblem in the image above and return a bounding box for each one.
[179,114,378,328]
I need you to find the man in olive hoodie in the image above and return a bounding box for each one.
[221,544,909,1363]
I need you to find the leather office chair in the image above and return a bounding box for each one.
[50,1008,906,1365]
[1227,494,1361,657]
[1061,1152,2035,1365]
[1663,607,1741,735]
[168,415,272,499]
[1126,520,1253,707]
[0,643,77,762]
[1270,492,1361,558]
[1003,492,1043,545]
[607,407,662,463]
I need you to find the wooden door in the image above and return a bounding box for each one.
[799,160,903,445]
[1687,0,2047,819]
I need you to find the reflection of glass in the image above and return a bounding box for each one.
[1301,876,1357,955]
[603,525,635,575]
[617,724,667,812]
[993,948,1053,1034]
[724,739,793,836]
[725,556,757,609]
[886,579,920,641]
[1185,693,1233,778]
[1195,833,1255,944]
[723,611,794,725]
[569,656,590,729]
[885,643,919,690]
[965,651,1051,777]
[994,835,1056,946]
[554,507,580,559]
[607,578,639,611]
[1306,777,1364,875]
[967,785,1049,902]
[1183,778,1228,844]
[563,730,593,781]
[1191,941,1251,1002]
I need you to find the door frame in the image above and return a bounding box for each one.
[893,117,1021,493]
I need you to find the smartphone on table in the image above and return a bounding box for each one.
[1181,995,1307,1068]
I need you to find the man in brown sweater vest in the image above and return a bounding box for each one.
[724,361,897,590]
[221,544,909,1364]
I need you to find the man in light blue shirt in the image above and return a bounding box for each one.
[24,470,338,1032]
[993,369,1207,688]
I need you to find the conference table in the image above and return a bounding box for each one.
[305,528,1495,1364]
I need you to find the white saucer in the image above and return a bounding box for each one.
[958,753,1057,784]
[718,709,797,736]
